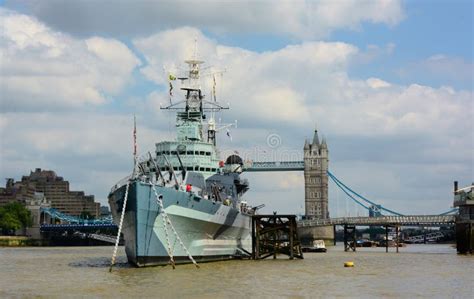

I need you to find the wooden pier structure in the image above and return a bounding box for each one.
[342,224,402,253]
[454,182,474,254]
[343,225,356,252]
[251,214,303,260]
[300,215,455,253]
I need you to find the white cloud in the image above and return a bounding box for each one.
[311,0,404,31]
[134,27,358,127]
[132,27,472,214]
[0,8,141,112]
[134,28,471,143]
[422,55,473,81]
[367,78,391,89]
[0,111,167,202]
[0,15,471,214]
[10,0,405,39]
[396,54,474,89]
[352,43,397,65]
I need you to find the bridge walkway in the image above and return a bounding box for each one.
[298,215,455,227]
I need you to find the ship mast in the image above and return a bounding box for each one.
[160,47,229,146]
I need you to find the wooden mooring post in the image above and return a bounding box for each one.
[396,225,399,253]
[251,214,303,260]
[343,225,356,252]
[382,225,401,253]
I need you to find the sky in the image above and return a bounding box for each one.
[0,0,472,216]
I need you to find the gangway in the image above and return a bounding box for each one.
[88,233,117,244]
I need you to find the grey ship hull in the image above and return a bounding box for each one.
[109,180,252,267]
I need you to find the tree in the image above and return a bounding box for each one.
[0,202,32,235]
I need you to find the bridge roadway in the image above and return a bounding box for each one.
[298,215,456,227]
[40,223,117,232]
[243,161,304,172]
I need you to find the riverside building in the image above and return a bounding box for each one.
[0,168,100,218]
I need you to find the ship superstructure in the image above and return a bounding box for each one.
[154,59,228,179]
[108,56,254,267]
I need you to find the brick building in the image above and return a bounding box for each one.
[0,168,100,218]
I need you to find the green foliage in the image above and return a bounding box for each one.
[0,202,32,233]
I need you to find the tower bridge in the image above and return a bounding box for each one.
[244,128,329,220]
[36,128,461,248]
[242,128,459,246]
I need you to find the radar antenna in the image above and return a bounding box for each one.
[159,42,231,146]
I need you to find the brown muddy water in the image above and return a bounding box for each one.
[0,244,472,298]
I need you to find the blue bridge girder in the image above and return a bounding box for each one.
[298,215,456,227]
[242,160,456,217]
[40,223,117,232]
[40,207,114,225]
[243,161,304,172]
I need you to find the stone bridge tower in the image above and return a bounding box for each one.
[304,128,329,219]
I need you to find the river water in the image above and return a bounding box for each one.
[0,244,472,298]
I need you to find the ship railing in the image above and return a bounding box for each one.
[110,175,133,193]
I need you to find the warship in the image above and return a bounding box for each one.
[108,57,256,267]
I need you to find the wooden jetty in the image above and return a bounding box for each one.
[251,214,303,260]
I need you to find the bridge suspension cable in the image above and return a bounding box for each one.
[328,171,457,216]
[329,174,370,211]
[439,208,458,215]
[327,171,404,216]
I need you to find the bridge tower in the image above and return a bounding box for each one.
[304,127,329,219]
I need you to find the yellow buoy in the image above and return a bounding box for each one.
[344,261,354,267]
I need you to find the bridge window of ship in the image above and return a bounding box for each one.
[205,152,211,156]
[199,151,205,155]
[171,151,177,155]
[187,167,193,171]
[205,168,210,171]
[186,151,193,155]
